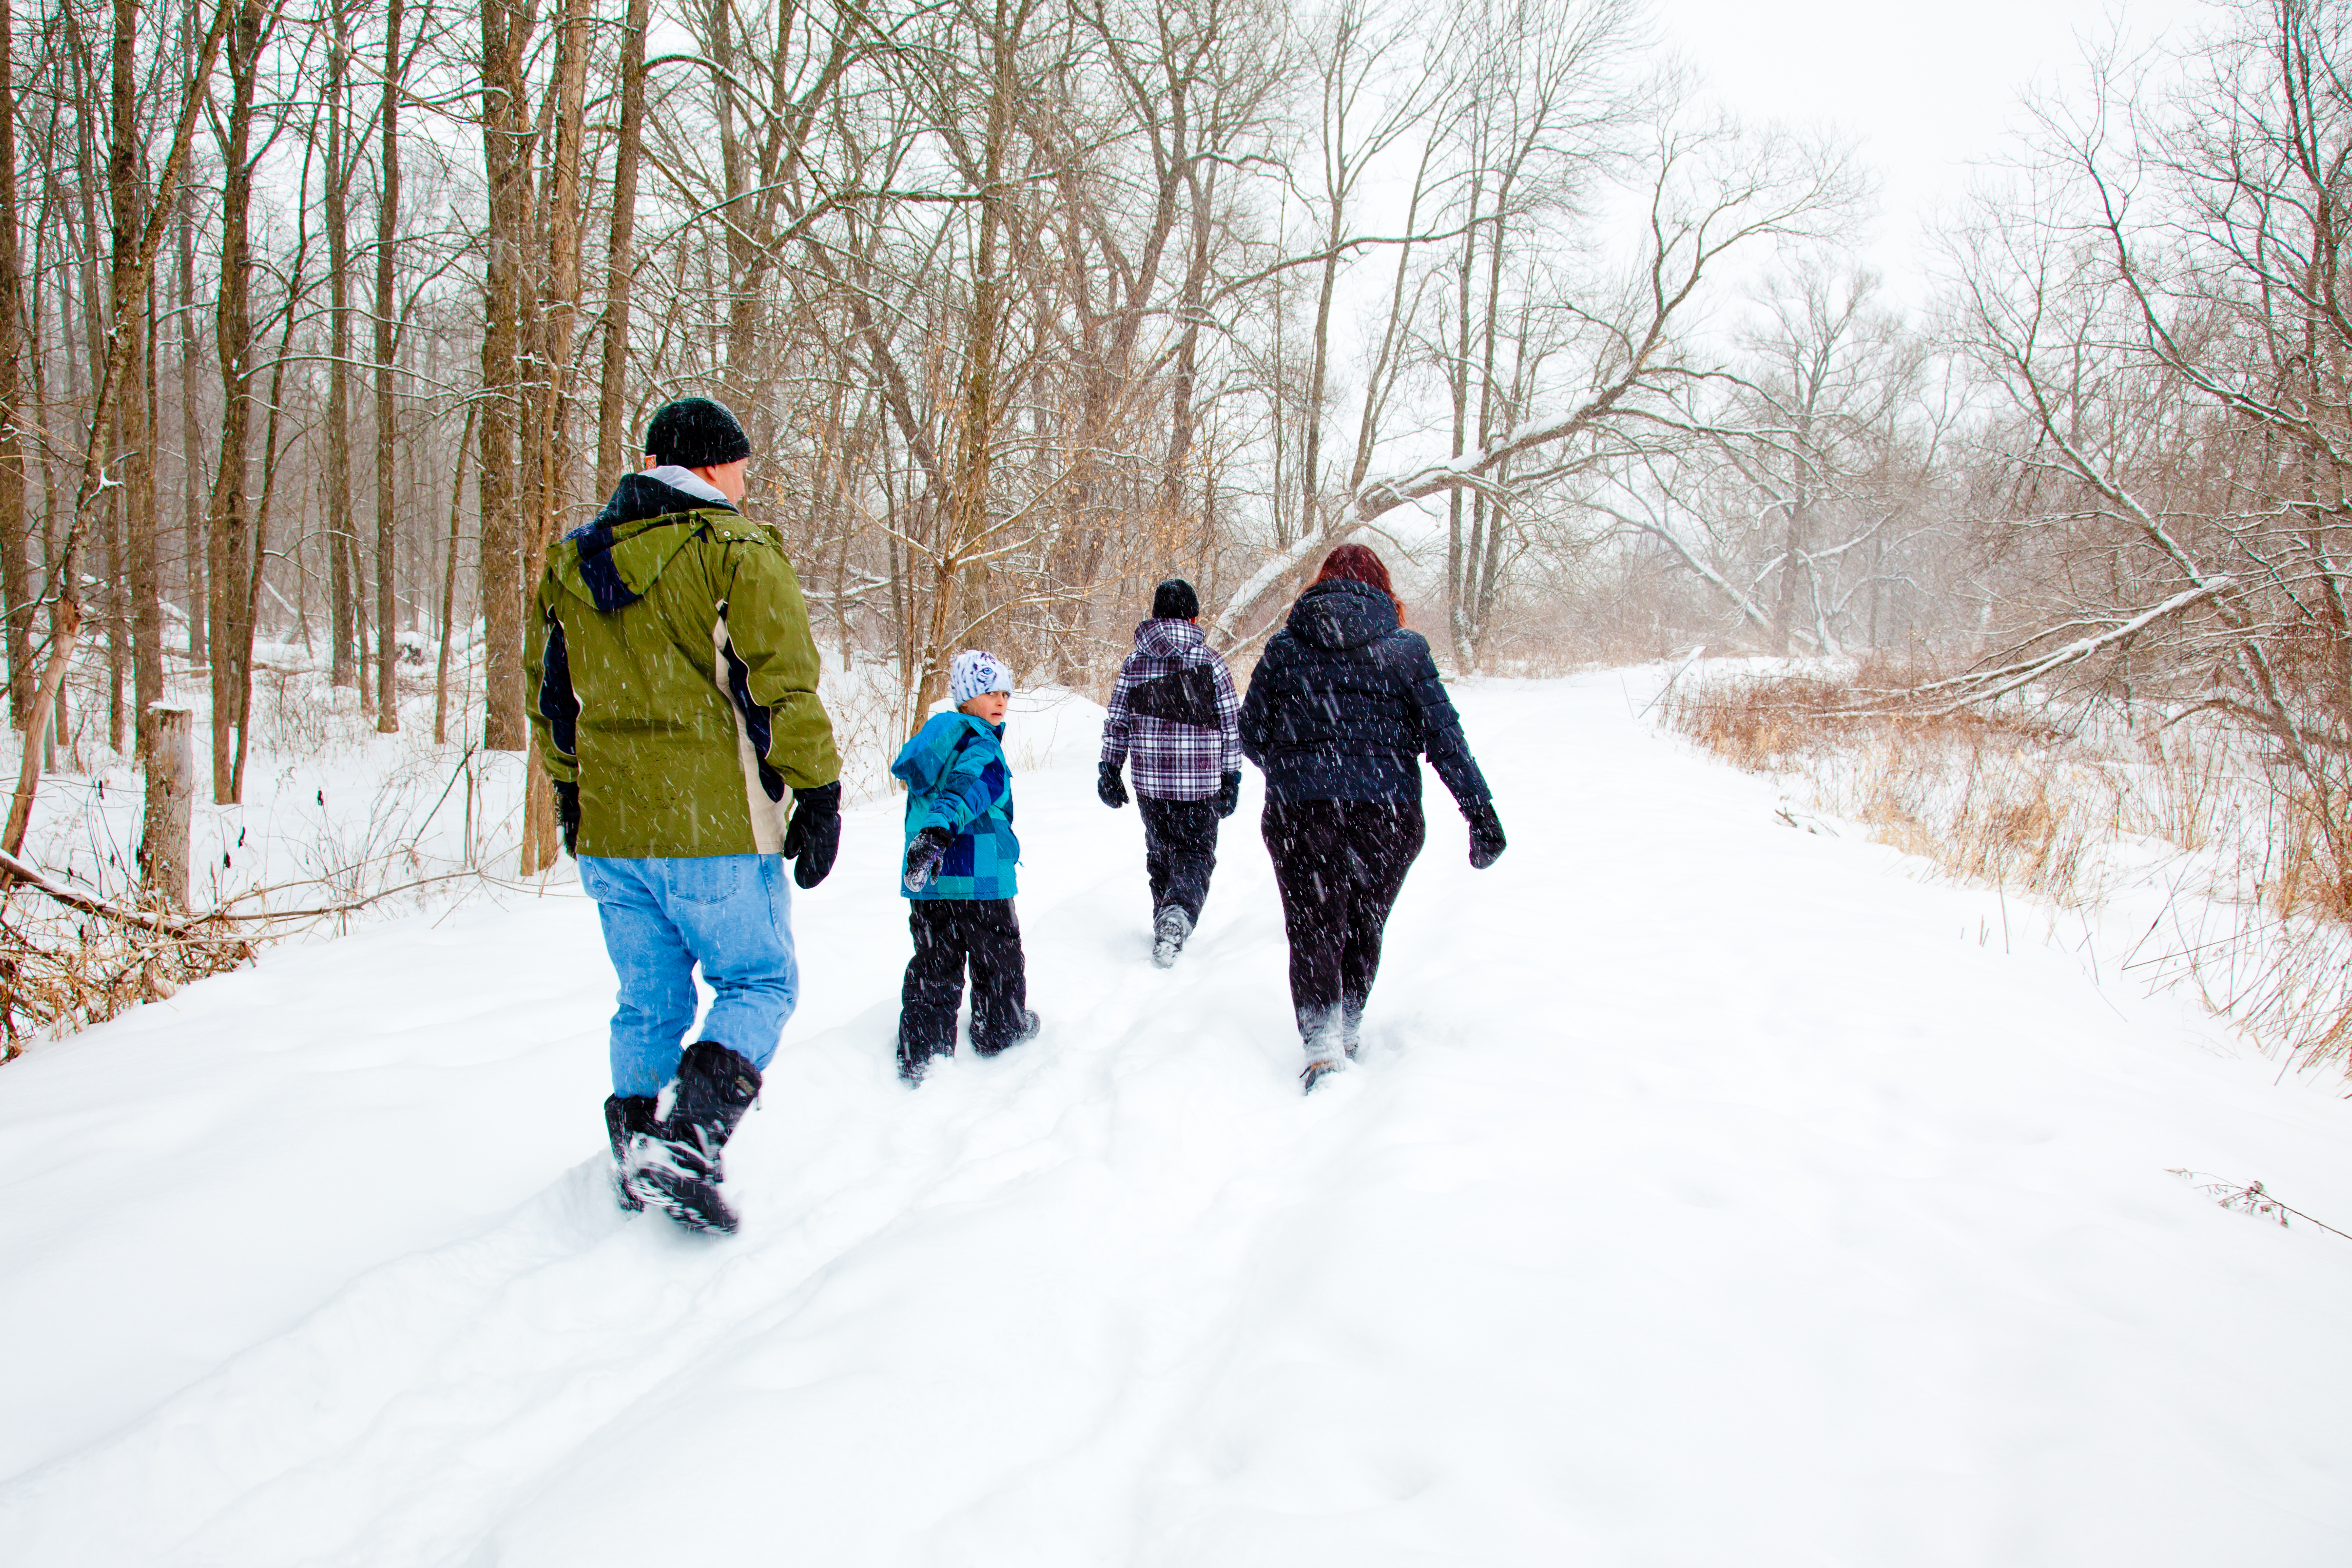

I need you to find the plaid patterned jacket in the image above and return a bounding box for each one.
[1100,619,1243,801]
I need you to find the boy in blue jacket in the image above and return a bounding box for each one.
[892,649,1041,1083]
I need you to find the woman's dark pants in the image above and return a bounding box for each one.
[898,898,1028,1077]
[1138,795,1220,922]
[1262,798,1425,1061]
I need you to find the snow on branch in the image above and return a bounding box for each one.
[0,846,486,936]
[1890,579,2234,716]
[1206,531,1341,649]
[1351,404,1610,523]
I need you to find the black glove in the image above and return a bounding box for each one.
[1097,759,1129,809]
[782,780,841,889]
[1215,769,1241,819]
[1465,798,1506,870]
[552,779,580,858]
[902,825,953,892]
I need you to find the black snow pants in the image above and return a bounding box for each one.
[1261,798,1425,1062]
[1138,795,1220,923]
[898,898,1028,1077]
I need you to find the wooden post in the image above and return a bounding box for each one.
[142,703,194,906]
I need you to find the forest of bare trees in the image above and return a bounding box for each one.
[0,0,1860,831]
[13,0,2352,930]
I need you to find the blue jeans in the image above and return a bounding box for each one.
[578,854,798,1097]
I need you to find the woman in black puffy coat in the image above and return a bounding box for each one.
[1239,544,1506,1093]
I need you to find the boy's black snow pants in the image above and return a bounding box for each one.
[1262,798,1424,1061]
[1137,795,1220,923]
[899,898,1028,1077]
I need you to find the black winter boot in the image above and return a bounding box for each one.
[603,1094,661,1212]
[975,1008,1041,1058]
[640,1041,762,1234]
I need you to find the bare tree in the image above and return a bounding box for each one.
[475,0,532,752]
[203,0,283,802]
[374,0,404,730]
[0,0,27,727]
[325,0,359,696]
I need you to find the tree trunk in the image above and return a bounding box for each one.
[112,0,161,759]
[476,0,531,751]
[235,310,294,803]
[326,1,358,693]
[3,600,80,855]
[177,162,203,669]
[594,0,651,498]
[435,405,474,746]
[0,0,25,730]
[206,0,264,803]
[374,0,403,731]
[920,0,1022,716]
[519,0,588,875]
[1445,198,1477,665]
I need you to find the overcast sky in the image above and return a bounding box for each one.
[1659,0,2217,309]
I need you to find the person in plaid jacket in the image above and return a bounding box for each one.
[1097,579,1244,966]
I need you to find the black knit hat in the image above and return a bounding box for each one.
[644,397,752,468]
[1152,578,1200,619]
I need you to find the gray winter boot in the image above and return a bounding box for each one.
[1341,995,1366,1060]
[1297,1004,1347,1094]
[1152,905,1194,968]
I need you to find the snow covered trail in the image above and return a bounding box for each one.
[4,673,2350,1567]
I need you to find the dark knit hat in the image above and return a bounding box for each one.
[644,397,751,468]
[1152,578,1200,619]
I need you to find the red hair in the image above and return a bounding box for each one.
[1311,543,1404,624]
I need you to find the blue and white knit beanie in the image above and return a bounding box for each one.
[949,648,1014,707]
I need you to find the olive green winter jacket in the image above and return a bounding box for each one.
[525,471,840,860]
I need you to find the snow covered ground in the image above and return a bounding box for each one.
[2,671,2348,1567]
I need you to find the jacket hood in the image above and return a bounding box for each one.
[1286,577,1398,651]
[891,710,1002,794]
[555,472,738,611]
[1133,617,1207,659]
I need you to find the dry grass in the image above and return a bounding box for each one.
[0,892,252,1056]
[1661,672,2112,906]
[1659,666,2352,1074]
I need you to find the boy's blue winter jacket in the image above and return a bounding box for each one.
[892,710,1020,901]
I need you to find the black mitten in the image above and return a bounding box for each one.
[1216,769,1241,819]
[1464,798,1506,870]
[1097,759,1129,809]
[552,779,581,857]
[902,825,954,892]
[782,781,842,888]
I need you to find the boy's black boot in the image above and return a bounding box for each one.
[974,1009,1041,1058]
[899,1027,951,1084]
[640,1041,762,1234]
[603,1094,661,1212]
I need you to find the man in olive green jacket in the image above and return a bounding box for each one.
[527,396,840,1234]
